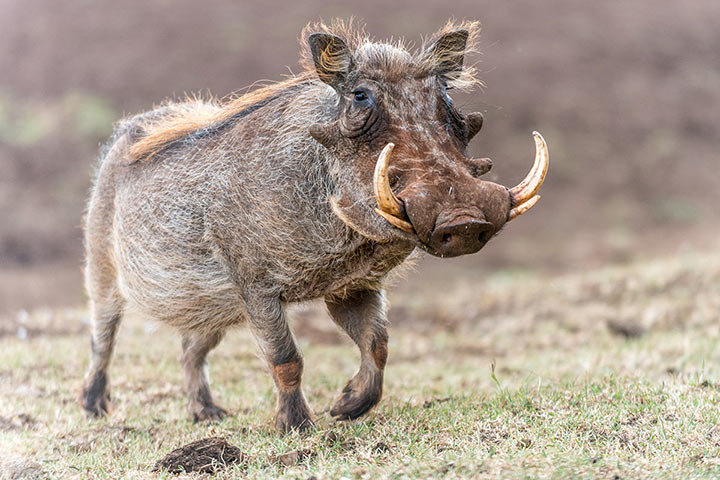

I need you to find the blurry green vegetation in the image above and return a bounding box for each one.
[0,91,115,146]
[653,197,701,224]
[63,92,116,140]
[0,94,55,146]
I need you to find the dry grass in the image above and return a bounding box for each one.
[2,248,720,478]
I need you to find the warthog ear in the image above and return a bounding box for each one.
[423,29,469,76]
[308,33,354,89]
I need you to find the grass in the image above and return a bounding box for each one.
[2,250,720,479]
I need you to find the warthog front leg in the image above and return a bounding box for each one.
[247,299,314,432]
[325,288,388,420]
[181,330,227,422]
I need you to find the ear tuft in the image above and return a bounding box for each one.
[425,29,469,75]
[307,33,354,89]
[420,20,482,91]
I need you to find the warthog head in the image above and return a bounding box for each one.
[307,21,548,257]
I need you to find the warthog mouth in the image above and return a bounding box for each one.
[373,132,550,250]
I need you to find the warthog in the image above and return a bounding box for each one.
[80,20,548,431]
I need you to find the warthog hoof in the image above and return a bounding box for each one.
[81,392,111,418]
[191,404,228,423]
[275,390,315,433]
[330,371,383,420]
[275,411,315,433]
[79,389,110,418]
[80,373,111,418]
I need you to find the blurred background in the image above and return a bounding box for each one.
[1,0,718,314]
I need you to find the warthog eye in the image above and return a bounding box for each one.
[352,89,372,106]
[341,87,379,139]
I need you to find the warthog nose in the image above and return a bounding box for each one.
[429,216,495,257]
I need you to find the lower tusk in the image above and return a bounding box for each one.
[508,195,541,221]
[374,208,414,233]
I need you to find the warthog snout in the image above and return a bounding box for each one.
[429,216,495,257]
[373,132,549,257]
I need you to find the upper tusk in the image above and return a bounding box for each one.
[508,194,541,221]
[508,132,549,207]
[373,143,404,217]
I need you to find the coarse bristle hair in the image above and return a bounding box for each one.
[128,77,310,161]
[129,19,481,162]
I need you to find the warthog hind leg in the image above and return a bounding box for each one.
[80,293,124,418]
[181,330,228,422]
[325,289,388,420]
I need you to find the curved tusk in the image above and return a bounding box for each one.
[373,143,404,217]
[508,132,549,207]
[374,208,414,233]
[508,195,541,221]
